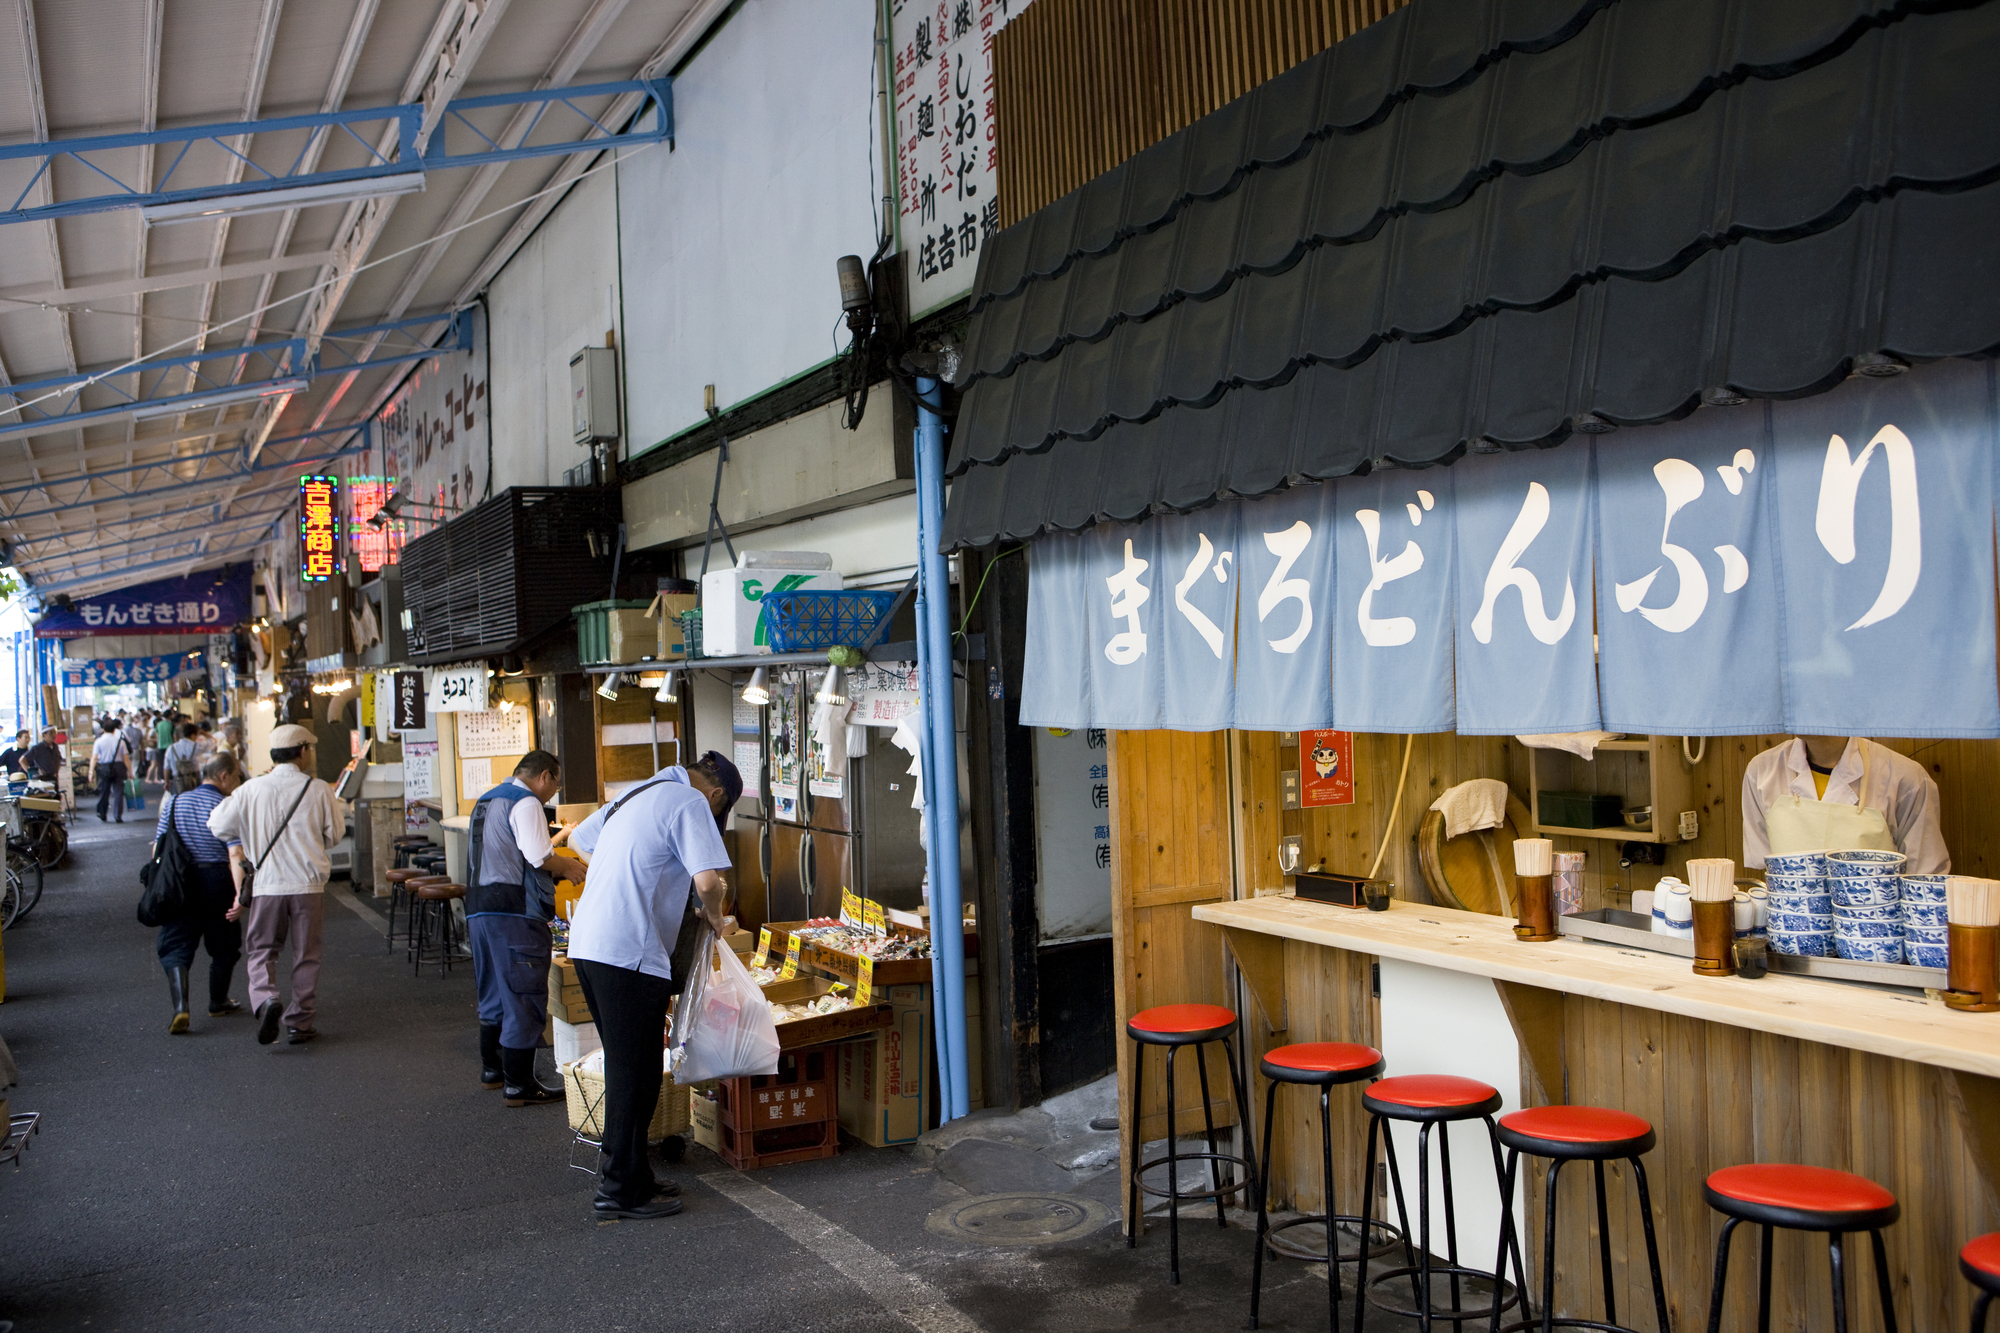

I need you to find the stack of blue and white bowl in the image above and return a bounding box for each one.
[1764,851,1833,956]
[1827,849,1907,962]
[1900,873,1949,968]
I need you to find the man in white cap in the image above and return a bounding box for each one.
[208,722,348,1045]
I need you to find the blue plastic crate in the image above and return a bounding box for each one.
[762,589,898,652]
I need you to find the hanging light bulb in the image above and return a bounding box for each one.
[741,666,770,706]
[815,664,846,706]
[654,669,679,704]
[596,672,626,702]
[497,696,515,713]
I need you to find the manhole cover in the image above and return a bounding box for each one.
[926,1191,1113,1246]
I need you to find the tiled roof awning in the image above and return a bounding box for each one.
[940,0,2000,549]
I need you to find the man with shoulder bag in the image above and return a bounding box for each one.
[90,718,131,822]
[207,724,347,1046]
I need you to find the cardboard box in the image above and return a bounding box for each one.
[699,566,841,656]
[605,608,658,664]
[722,928,754,954]
[690,1088,720,1151]
[837,983,933,1146]
[548,955,591,1024]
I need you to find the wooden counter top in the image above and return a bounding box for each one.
[1192,895,2000,1078]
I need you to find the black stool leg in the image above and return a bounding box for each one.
[1829,1231,1849,1333]
[1706,1215,1745,1333]
[1538,1158,1565,1333]
[1224,1035,1259,1220]
[1320,1085,1342,1333]
[1417,1122,1436,1333]
[1481,1115,1530,1329]
[1486,1148,1521,1333]
[1127,1040,1142,1249]
[1758,1224,1775,1333]
[1354,1116,1381,1333]
[1166,1043,1181,1285]
[1438,1123,1463,1319]
[1195,1040,1226,1228]
[1630,1156,1670,1333]
[1973,1290,1992,1333]
[1867,1228,1898,1333]
[1249,1076,1280,1329]
[1593,1159,1616,1329]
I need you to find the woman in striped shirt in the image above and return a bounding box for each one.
[154,751,246,1034]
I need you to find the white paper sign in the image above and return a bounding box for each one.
[454,706,534,757]
[891,0,1025,316]
[403,741,439,800]
[426,666,488,714]
[843,661,921,727]
[460,757,492,794]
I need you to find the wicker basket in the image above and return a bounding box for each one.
[561,1059,692,1143]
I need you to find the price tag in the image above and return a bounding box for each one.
[855,954,874,1005]
[863,899,886,936]
[779,934,802,980]
[841,887,861,927]
[752,927,772,969]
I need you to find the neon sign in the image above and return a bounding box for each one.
[349,476,397,572]
[300,475,340,582]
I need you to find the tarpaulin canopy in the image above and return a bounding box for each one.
[32,563,252,639]
[940,0,2000,550]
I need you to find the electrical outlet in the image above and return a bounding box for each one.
[1678,810,1699,840]
[1281,770,1300,809]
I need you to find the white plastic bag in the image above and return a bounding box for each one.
[670,937,781,1083]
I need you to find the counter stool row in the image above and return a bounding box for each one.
[384,840,462,978]
[1123,1002,1984,1332]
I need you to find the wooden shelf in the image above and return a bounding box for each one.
[1533,823,1664,843]
[1592,739,1651,752]
[1525,734,1696,846]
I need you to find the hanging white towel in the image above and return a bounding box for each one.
[1429,778,1511,840]
[1514,730,1618,760]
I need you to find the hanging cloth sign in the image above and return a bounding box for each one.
[1594,407,1785,735]
[1232,487,1334,730]
[1018,534,1093,730]
[1767,357,2000,738]
[1451,445,1600,736]
[425,665,488,714]
[1331,469,1457,733]
[60,652,202,688]
[34,563,253,638]
[1082,520,1166,729]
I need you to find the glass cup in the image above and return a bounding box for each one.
[1734,935,1769,979]
[1364,881,1392,912]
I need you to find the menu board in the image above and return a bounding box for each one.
[403,741,438,800]
[455,706,534,758]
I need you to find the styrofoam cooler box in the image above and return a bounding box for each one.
[553,1016,601,1066]
[699,551,841,656]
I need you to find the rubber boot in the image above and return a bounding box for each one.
[167,966,191,1035]
[208,957,240,1017]
[502,1046,562,1107]
[479,1023,505,1090]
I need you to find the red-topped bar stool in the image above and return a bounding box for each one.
[1703,1164,1900,1333]
[1962,1232,2000,1331]
[1490,1105,1669,1333]
[1125,1003,1258,1286]
[1248,1041,1410,1332]
[1353,1074,1526,1332]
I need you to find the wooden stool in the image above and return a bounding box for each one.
[1703,1164,1900,1333]
[1354,1074,1525,1332]
[411,881,466,978]
[1962,1232,2000,1332]
[1248,1041,1406,1332]
[384,866,426,954]
[399,875,449,963]
[1125,1003,1258,1286]
[1493,1105,1668,1333]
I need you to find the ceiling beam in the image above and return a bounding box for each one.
[0,251,339,310]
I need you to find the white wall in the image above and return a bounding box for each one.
[617,0,883,454]
[485,169,622,489]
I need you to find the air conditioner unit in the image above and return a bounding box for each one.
[570,347,620,444]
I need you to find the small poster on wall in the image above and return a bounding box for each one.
[1299,730,1356,808]
[403,741,438,800]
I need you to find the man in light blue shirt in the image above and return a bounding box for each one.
[567,751,739,1220]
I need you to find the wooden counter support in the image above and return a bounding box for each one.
[1221,926,1287,1033]
[1197,896,2000,1333]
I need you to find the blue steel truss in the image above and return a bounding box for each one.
[0,311,463,435]
[0,78,672,226]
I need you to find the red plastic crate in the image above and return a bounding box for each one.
[712,1047,838,1171]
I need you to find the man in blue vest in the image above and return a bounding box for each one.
[467,750,573,1106]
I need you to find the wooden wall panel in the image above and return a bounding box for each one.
[995,0,1411,226]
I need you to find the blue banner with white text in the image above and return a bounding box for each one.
[34,563,252,639]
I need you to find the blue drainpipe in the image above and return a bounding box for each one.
[912,374,971,1123]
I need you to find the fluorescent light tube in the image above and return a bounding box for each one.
[130,378,309,421]
[141,172,426,225]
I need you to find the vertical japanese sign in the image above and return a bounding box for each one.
[1298,730,1355,807]
[890,0,1025,316]
[347,477,399,573]
[375,305,488,529]
[426,666,489,715]
[392,670,425,731]
[1031,726,1113,941]
[299,475,340,583]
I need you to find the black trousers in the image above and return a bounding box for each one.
[156,862,243,1002]
[572,958,675,1206]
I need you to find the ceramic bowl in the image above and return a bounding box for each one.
[1906,942,1949,969]
[1902,922,1948,942]
[1827,849,1907,876]
[1767,891,1833,915]
[1833,915,1903,940]
[1900,873,1947,901]
[1836,936,1906,963]
[1764,872,1827,896]
[1768,930,1831,957]
[1766,909,1834,933]
[1832,877,1901,907]
[1765,852,1829,877]
[1904,902,1949,928]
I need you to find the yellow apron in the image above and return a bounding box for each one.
[1765,794,1895,857]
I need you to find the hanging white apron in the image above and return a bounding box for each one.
[1764,749,1896,854]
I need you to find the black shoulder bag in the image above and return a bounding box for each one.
[137,792,196,927]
